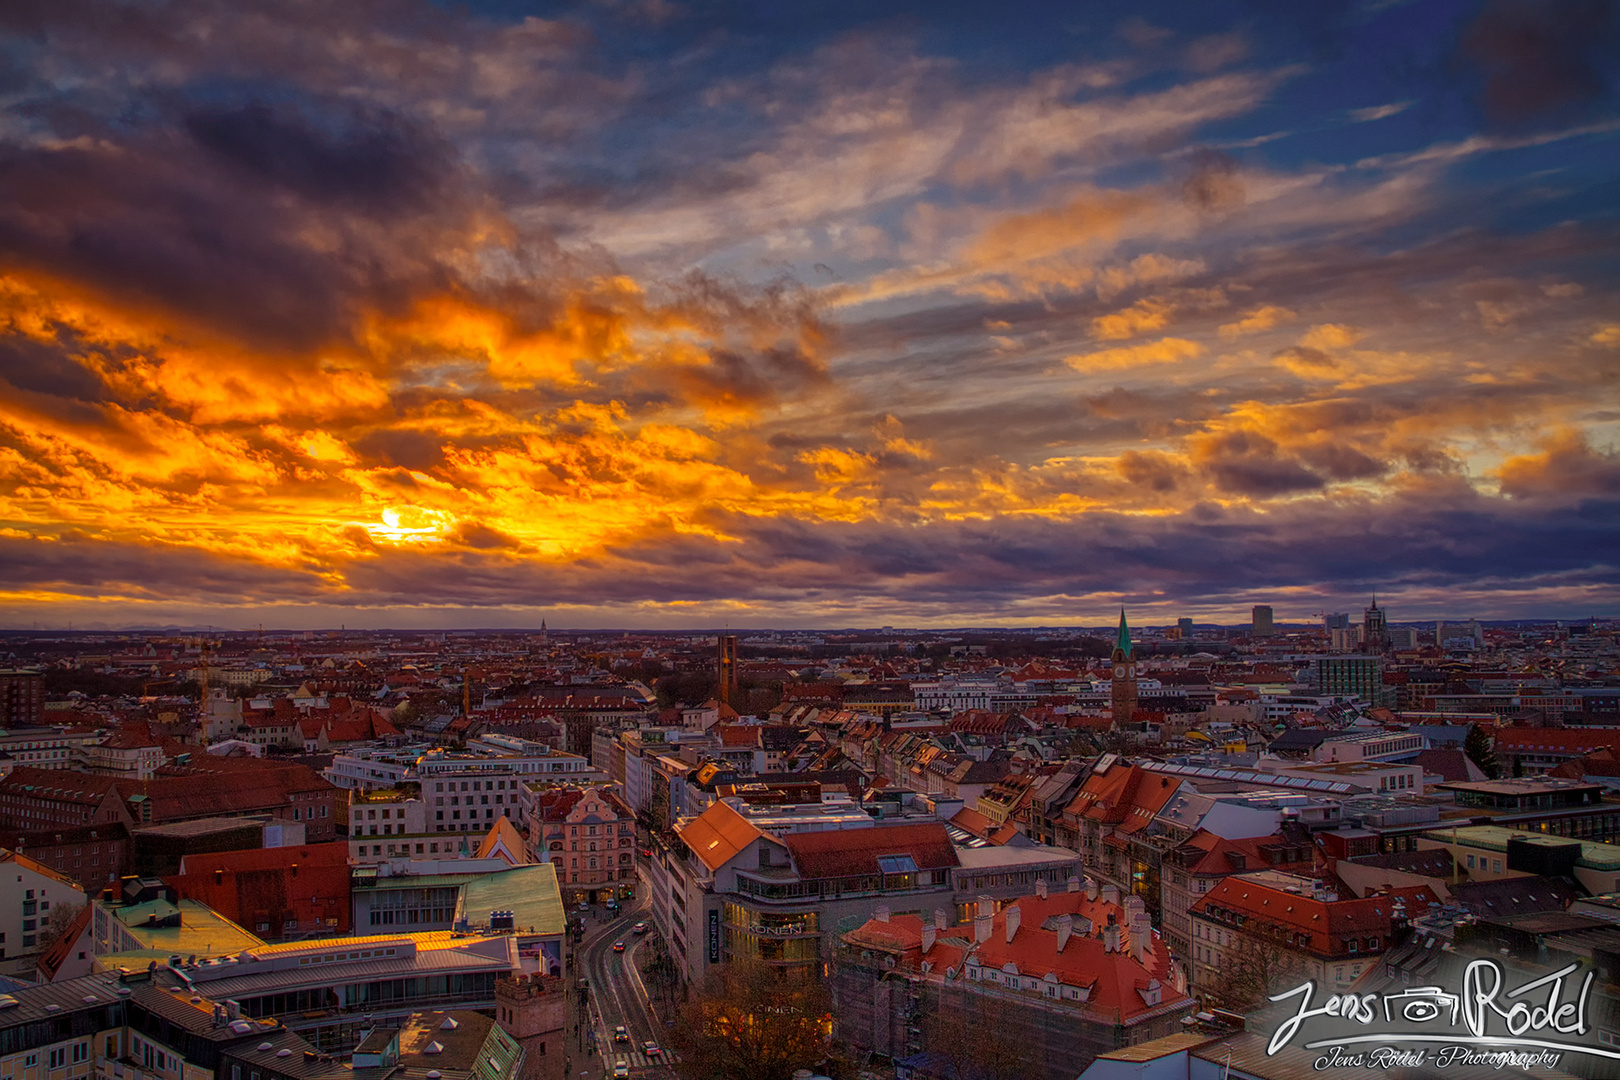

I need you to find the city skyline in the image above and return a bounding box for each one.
[1,1,1617,630]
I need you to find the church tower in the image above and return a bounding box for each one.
[1363,596,1389,652]
[1111,609,1138,726]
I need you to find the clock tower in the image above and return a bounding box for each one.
[1111,608,1138,726]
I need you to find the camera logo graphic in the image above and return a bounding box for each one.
[1383,987,1461,1025]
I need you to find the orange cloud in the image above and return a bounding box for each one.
[1091,297,1174,340]
[1218,304,1295,337]
[1067,337,1203,372]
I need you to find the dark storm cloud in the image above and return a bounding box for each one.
[184,99,455,217]
[289,487,1620,612]
[1458,0,1620,130]
[353,429,449,473]
[0,331,112,404]
[0,125,459,354]
[0,534,325,601]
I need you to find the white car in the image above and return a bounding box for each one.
[612,1062,630,1078]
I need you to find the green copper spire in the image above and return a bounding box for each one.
[1115,608,1131,655]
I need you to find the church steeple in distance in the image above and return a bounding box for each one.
[1111,608,1138,726]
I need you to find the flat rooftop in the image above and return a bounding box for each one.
[456,864,565,937]
[1421,825,1620,869]
[952,844,1082,870]
[1098,1031,1223,1062]
[132,816,269,838]
[99,898,263,963]
[1437,778,1603,794]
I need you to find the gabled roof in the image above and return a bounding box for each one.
[1414,748,1487,783]
[475,816,530,865]
[675,800,770,873]
[1063,763,1178,831]
[34,902,92,982]
[0,847,88,890]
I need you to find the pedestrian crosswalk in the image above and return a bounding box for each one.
[608,1049,680,1068]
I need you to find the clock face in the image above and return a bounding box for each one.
[1114,665,1125,679]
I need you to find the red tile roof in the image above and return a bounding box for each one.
[1191,874,1437,955]
[1064,763,1179,832]
[846,889,1190,1024]
[675,800,769,873]
[1495,728,1618,753]
[782,822,958,880]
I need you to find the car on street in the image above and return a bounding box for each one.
[631,921,648,934]
[612,940,626,952]
[612,1062,630,1078]
[642,1041,660,1057]
[614,1025,629,1044]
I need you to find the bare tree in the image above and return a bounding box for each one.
[1206,931,1309,1012]
[675,959,832,1080]
[923,990,1026,1080]
[39,901,84,954]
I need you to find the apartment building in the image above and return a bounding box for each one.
[835,880,1195,1080]
[0,848,86,976]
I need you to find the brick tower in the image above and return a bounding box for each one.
[494,973,567,1080]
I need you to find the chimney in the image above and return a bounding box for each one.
[975,910,993,944]
[1101,883,1120,906]
[922,922,937,954]
[1129,914,1151,963]
[1004,905,1021,943]
[977,894,994,918]
[875,905,890,923]
[1035,879,1048,900]
[1103,915,1121,953]
[1122,894,1145,923]
[1085,876,1099,901]
[1067,875,1081,893]
[934,908,948,932]
[1054,913,1073,954]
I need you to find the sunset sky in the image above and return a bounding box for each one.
[1,0,1617,629]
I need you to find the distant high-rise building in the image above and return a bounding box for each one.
[1323,612,1350,632]
[1363,597,1390,652]
[1329,626,1362,652]
[1308,655,1391,707]
[1177,617,1195,639]
[0,669,44,726]
[1251,605,1274,637]
[717,634,739,707]
[1111,610,1138,726]
[1437,620,1484,650]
